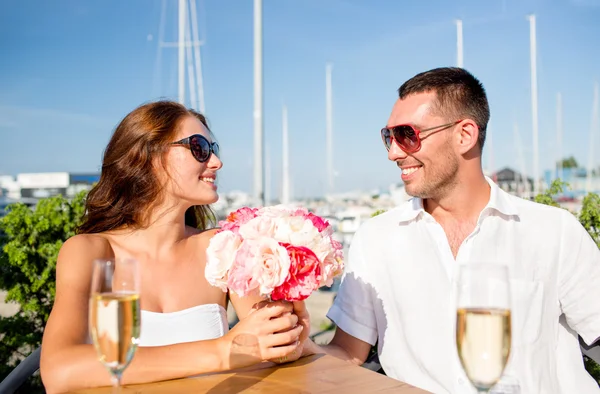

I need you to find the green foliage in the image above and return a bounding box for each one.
[559,156,579,169]
[0,191,86,391]
[533,179,568,208]
[585,356,600,385]
[371,209,387,217]
[578,192,600,248]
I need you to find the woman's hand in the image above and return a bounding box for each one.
[220,300,303,370]
[270,300,312,364]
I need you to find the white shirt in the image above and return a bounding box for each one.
[327,177,600,394]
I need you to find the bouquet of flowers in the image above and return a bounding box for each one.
[205,206,344,301]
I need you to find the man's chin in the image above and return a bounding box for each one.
[404,184,424,198]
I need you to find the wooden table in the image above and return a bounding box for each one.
[70,354,430,393]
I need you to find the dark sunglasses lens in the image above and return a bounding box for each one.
[190,135,211,162]
[392,125,419,151]
[381,128,392,150]
[212,142,220,158]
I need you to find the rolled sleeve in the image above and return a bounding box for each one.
[326,230,378,346]
[559,211,600,346]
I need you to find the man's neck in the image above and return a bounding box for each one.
[424,173,491,223]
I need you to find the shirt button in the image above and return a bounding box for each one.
[458,377,465,385]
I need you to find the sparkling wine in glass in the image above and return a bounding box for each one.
[456,263,511,393]
[89,258,141,392]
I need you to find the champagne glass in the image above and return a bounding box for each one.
[456,263,511,393]
[89,258,141,392]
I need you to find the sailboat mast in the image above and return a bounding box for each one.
[326,63,334,196]
[282,105,290,205]
[514,122,528,197]
[456,19,463,68]
[528,14,540,194]
[556,92,563,181]
[178,0,186,104]
[253,0,265,206]
[189,0,205,113]
[586,82,599,193]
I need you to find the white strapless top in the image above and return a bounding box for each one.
[138,303,229,347]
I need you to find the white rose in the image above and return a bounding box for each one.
[205,231,242,291]
[251,237,291,295]
[274,217,319,247]
[238,215,277,240]
[309,233,332,262]
[259,205,292,219]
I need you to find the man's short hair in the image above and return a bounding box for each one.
[398,67,490,150]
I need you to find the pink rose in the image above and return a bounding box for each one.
[306,212,330,233]
[219,207,259,233]
[227,241,260,297]
[291,208,331,235]
[292,207,309,216]
[227,238,291,297]
[331,239,343,260]
[272,244,322,301]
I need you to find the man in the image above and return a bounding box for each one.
[303,67,600,393]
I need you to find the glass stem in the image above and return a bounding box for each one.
[111,372,122,394]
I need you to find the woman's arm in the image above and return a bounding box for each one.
[41,235,301,394]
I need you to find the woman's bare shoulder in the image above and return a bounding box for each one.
[61,233,112,253]
[58,233,114,269]
[186,226,220,245]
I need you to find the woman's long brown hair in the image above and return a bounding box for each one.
[78,100,215,234]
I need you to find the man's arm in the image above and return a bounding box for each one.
[580,336,600,365]
[304,327,373,366]
[558,211,600,346]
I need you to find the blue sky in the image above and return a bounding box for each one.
[1,0,599,198]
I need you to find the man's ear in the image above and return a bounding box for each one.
[454,119,480,155]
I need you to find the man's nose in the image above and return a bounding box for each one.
[388,140,408,162]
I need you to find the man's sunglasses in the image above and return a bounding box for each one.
[380,119,463,153]
[171,134,220,163]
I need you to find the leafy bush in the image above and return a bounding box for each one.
[0,191,86,392]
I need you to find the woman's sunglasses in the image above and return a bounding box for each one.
[171,134,220,163]
[380,119,462,153]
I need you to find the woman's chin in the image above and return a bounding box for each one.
[190,192,219,206]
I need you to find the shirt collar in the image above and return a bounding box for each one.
[397,176,519,225]
[396,196,425,223]
[484,176,519,217]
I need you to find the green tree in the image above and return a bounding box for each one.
[0,191,86,392]
[533,179,568,208]
[559,156,579,169]
[578,192,600,248]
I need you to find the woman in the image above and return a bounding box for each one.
[40,101,308,394]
